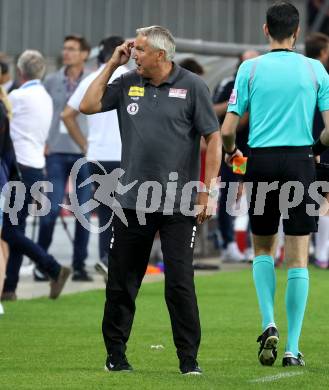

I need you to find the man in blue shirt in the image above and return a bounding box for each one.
[222,1,329,367]
[37,35,92,282]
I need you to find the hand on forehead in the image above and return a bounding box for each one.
[134,35,149,48]
[126,39,135,48]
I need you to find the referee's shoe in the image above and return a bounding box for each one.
[257,326,279,366]
[282,352,305,367]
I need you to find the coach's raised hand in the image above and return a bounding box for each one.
[110,40,134,67]
[80,40,134,115]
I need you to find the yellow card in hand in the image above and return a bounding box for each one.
[232,156,248,175]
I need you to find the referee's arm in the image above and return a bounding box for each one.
[221,112,240,153]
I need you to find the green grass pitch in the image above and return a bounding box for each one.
[1,266,329,389]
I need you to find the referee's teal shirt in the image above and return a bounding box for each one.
[227,50,329,148]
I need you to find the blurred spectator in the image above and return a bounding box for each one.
[1,50,71,301]
[213,50,259,262]
[308,0,329,35]
[305,32,329,268]
[37,35,93,282]
[0,65,12,121]
[0,53,19,93]
[179,58,204,75]
[62,35,128,281]
[0,68,13,313]
[305,31,329,68]
[0,88,12,313]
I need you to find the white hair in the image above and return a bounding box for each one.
[17,50,46,80]
[136,25,176,61]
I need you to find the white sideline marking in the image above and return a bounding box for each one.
[248,371,304,383]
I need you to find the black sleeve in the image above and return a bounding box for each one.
[212,79,235,104]
[101,75,124,112]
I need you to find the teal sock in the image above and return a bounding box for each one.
[285,267,309,357]
[252,255,276,331]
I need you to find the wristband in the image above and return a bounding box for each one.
[199,186,219,199]
[224,146,237,156]
[312,138,328,155]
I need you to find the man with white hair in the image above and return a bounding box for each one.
[81,26,221,374]
[1,50,71,301]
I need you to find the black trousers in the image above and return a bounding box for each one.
[102,209,201,362]
[89,160,120,261]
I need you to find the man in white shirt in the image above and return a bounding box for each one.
[1,50,71,301]
[62,36,128,280]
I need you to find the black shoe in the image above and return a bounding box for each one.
[180,357,202,375]
[104,354,133,372]
[257,326,279,366]
[1,291,17,301]
[49,266,71,299]
[72,269,93,282]
[282,352,305,367]
[33,267,49,282]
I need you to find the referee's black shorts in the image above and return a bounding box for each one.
[244,146,318,236]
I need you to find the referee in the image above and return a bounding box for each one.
[80,26,220,374]
[222,1,329,367]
